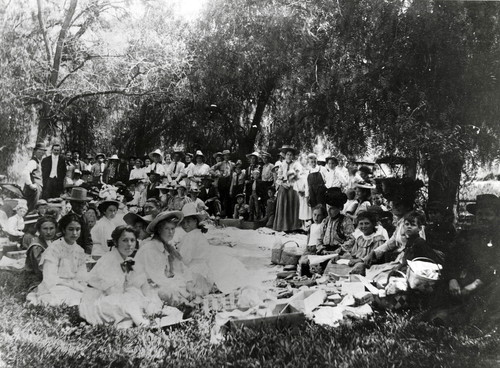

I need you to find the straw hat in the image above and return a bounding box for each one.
[279,145,298,155]
[35,200,48,207]
[66,187,92,202]
[221,150,231,155]
[109,154,119,160]
[146,211,184,234]
[355,181,376,190]
[95,153,106,160]
[148,149,164,161]
[213,152,223,158]
[180,202,208,222]
[246,151,261,159]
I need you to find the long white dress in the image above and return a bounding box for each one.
[90,216,126,257]
[79,248,162,327]
[293,174,312,221]
[178,229,253,295]
[27,238,88,307]
[134,238,190,306]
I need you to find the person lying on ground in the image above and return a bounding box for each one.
[27,214,89,307]
[79,225,162,328]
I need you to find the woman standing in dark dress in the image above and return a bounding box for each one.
[273,146,302,232]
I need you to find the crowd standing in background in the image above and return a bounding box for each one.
[0,141,497,329]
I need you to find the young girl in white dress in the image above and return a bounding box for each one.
[91,200,125,258]
[79,226,162,328]
[27,214,88,307]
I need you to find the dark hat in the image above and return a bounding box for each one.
[466,194,500,215]
[235,193,245,199]
[123,212,151,227]
[97,200,120,213]
[213,152,223,158]
[358,165,372,174]
[33,142,47,151]
[325,191,347,208]
[367,205,393,219]
[66,187,92,202]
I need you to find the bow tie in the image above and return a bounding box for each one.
[121,259,135,273]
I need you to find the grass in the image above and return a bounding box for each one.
[0,270,499,368]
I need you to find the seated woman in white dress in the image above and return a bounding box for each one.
[27,214,88,307]
[134,211,191,307]
[79,225,162,328]
[90,200,125,258]
[178,203,254,296]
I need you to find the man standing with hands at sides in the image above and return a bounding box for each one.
[41,144,67,200]
[23,142,47,212]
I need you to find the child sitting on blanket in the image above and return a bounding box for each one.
[343,211,386,275]
[397,211,438,272]
[298,204,327,276]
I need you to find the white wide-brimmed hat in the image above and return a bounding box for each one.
[181,202,208,223]
[146,211,184,234]
[148,149,164,161]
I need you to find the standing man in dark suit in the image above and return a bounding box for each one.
[41,144,66,199]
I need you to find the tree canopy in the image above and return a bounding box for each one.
[1,0,499,204]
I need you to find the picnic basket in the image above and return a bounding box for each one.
[373,271,410,311]
[406,257,441,293]
[271,239,302,265]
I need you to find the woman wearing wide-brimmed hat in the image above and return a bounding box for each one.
[272,146,303,232]
[177,203,254,296]
[172,180,192,211]
[134,210,191,306]
[187,150,211,191]
[147,149,167,177]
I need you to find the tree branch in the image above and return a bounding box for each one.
[36,0,52,65]
[49,0,78,88]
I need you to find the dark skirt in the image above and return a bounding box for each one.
[273,185,301,232]
[307,172,326,208]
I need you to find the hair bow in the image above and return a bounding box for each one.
[120,259,135,273]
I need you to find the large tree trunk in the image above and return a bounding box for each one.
[37,0,78,141]
[425,153,464,209]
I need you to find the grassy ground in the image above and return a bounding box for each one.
[0,271,499,368]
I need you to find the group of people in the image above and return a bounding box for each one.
[20,142,375,233]
[4,141,498,329]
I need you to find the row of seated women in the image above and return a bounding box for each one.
[26,202,250,328]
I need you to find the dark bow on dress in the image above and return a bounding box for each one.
[120,259,135,273]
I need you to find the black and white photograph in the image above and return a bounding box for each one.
[0,0,499,366]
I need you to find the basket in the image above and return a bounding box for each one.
[406,257,441,294]
[279,241,302,266]
[373,271,410,311]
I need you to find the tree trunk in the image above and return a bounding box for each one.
[237,86,273,154]
[425,153,464,209]
[37,0,78,141]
